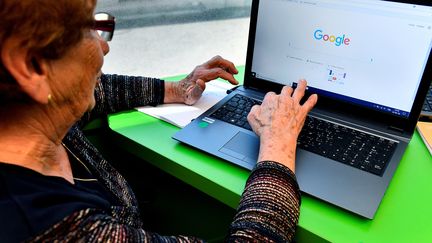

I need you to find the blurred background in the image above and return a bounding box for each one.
[96,0,252,78]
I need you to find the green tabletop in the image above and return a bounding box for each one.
[108,67,432,243]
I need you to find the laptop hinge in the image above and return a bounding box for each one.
[388,126,404,134]
[246,86,261,91]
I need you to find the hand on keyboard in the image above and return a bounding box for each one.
[247,79,318,172]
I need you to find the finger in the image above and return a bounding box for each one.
[301,94,318,114]
[185,84,204,105]
[280,86,294,97]
[261,91,277,105]
[196,79,206,91]
[205,56,239,75]
[191,84,204,98]
[247,105,262,135]
[247,105,260,123]
[219,59,238,75]
[200,67,239,85]
[278,87,295,109]
[204,55,222,66]
[260,92,278,115]
[292,79,307,102]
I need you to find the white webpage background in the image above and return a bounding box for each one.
[251,0,432,112]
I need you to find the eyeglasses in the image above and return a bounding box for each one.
[93,12,115,42]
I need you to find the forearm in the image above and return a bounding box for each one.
[227,161,301,242]
[80,74,165,124]
[163,81,183,103]
[258,133,298,172]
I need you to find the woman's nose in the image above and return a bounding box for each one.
[97,34,110,55]
[99,38,110,56]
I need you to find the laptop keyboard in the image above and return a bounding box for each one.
[210,94,261,131]
[210,94,397,176]
[298,116,396,176]
[422,84,432,113]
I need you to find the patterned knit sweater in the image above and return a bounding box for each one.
[27,74,301,242]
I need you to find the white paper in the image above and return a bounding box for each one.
[137,81,234,127]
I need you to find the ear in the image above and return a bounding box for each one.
[1,37,52,104]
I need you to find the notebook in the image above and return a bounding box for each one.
[173,0,432,219]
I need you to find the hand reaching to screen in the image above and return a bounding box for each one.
[164,55,239,105]
[247,80,318,172]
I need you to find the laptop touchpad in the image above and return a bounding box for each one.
[219,132,259,162]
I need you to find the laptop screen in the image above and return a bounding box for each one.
[250,0,432,118]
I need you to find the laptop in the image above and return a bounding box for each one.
[173,0,432,219]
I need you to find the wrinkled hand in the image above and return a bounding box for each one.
[247,80,318,171]
[164,56,239,105]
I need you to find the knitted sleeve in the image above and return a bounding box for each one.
[80,74,165,124]
[26,208,203,243]
[226,160,301,242]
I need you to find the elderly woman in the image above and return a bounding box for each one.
[0,0,317,242]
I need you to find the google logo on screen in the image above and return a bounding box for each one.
[314,29,351,46]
